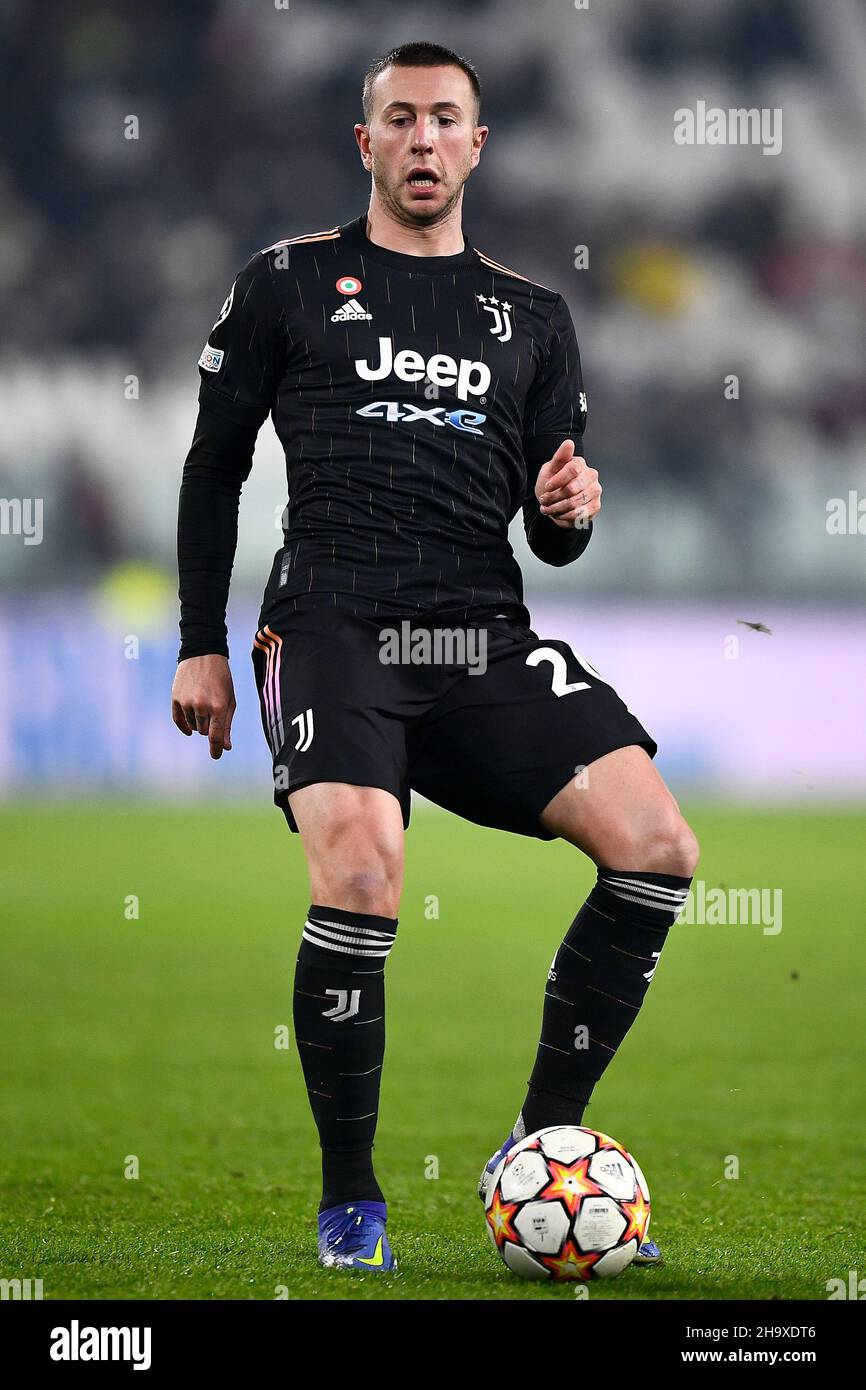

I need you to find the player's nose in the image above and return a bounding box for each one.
[411,123,435,151]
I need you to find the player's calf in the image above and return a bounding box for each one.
[293,905,398,1218]
[516,864,694,1136]
[288,784,404,1263]
[515,751,699,1135]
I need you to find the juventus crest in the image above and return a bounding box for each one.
[477,293,513,342]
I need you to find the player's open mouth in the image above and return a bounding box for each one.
[407,170,440,193]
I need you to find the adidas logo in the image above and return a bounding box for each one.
[331,297,372,323]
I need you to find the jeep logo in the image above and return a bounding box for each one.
[354,338,491,402]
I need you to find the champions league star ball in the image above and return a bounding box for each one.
[484,1126,651,1281]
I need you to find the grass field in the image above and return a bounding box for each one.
[1,802,863,1301]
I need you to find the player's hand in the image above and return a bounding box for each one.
[535,440,601,529]
[171,655,236,760]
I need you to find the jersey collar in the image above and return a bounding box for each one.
[338,212,477,274]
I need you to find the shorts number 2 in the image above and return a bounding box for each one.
[526,645,601,697]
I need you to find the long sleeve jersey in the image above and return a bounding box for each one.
[177,211,591,660]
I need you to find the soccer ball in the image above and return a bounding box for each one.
[483,1125,651,1281]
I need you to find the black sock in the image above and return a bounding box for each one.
[517,869,691,1136]
[292,904,397,1211]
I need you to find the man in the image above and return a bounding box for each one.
[172,41,699,1275]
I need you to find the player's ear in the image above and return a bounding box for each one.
[354,123,372,167]
[470,125,489,167]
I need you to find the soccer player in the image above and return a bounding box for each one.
[172,41,699,1274]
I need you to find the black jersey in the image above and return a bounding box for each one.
[177,212,590,660]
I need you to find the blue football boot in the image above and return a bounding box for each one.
[632,1237,663,1265]
[477,1134,518,1206]
[317,1200,397,1272]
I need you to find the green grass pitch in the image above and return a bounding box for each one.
[1,802,863,1301]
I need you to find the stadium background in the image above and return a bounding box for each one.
[2,0,865,1301]
[3,0,866,803]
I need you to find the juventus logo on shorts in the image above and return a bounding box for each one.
[292,707,315,751]
[322,988,361,1022]
[477,293,513,342]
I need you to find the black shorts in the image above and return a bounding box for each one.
[251,606,656,841]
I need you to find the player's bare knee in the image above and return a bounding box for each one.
[605,807,698,876]
[644,816,699,877]
[309,828,402,916]
[332,863,399,916]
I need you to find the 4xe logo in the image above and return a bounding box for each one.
[355,338,491,401]
[357,401,487,436]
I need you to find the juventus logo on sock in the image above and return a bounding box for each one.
[642,951,661,983]
[322,988,361,1022]
[293,905,399,1209]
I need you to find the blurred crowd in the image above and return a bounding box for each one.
[2,0,865,598]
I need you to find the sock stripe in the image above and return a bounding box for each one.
[601,883,688,907]
[561,939,593,960]
[584,902,615,924]
[302,923,393,957]
[610,943,658,962]
[601,885,686,915]
[587,983,639,1009]
[602,874,689,901]
[307,914,396,941]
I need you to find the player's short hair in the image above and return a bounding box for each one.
[362,41,482,125]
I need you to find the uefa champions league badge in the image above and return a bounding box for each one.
[198,344,224,372]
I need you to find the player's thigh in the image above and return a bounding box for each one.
[540,744,698,872]
[289,781,405,915]
[289,781,405,869]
